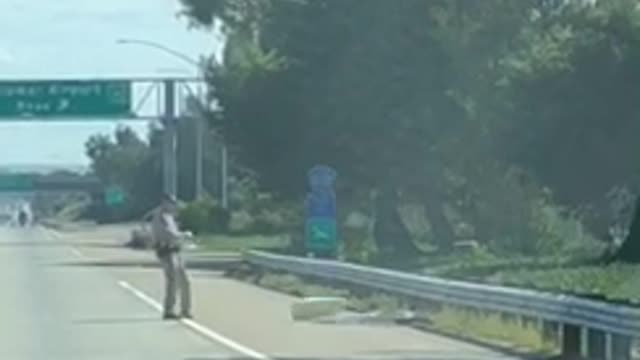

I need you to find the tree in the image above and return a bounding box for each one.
[85,126,162,220]
[84,116,225,222]
[496,0,640,238]
[181,0,549,254]
[180,0,640,259]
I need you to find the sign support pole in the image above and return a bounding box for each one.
[163,79,177,198]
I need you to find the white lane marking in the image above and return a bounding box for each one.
[42,226,62,240]
[118,280,269,360]
[39,226,97,261]
[70,247,86,259]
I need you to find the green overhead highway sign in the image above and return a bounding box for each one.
[0,174,101,192]
[0,80,131,118]
[0,174,34,191]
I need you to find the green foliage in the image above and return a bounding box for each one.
[227,173,303,235]
[32,191,89,221]
[424,254,578,280]
[176,0,640,262]
[55,199,90,222]
[227,205,301,235]
[84,105,227,223]
[252,209,286,234]
[497,0,640,232]
[228,210,255,234]
[497,264,640,304]
[178,196,230,234]
[84,126,161,221]
[341,234,376,264]
[341,211,377,264]
[178,200,212,234]
[529,196,606,258]
[198,233,290,253]
[429,307,555,354]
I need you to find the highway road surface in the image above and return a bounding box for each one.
[0,224,524,360]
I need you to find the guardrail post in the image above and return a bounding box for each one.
[562,324,582,358]
[586,328,606,360]
[542,320,560,346]
[610,334,632,360]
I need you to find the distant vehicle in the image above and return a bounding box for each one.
[18,211,28,227]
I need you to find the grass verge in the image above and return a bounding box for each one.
[495,264,640,305]
[414,252,640,306]
[196,233,290,253]
[425,307,556,354]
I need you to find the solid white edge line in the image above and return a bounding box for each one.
[118,280,269,360]
[118,280,162,311]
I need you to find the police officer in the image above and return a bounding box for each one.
[151,193,193,320]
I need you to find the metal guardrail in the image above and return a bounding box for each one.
[246,251,639,359]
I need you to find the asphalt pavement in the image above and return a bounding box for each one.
[0,224,524,360]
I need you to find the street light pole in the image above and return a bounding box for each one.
[117,38,228,207]
[194,86,205,202]
[221,143,228,209]
[117,39,201,67]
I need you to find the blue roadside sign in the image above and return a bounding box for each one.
[308,165,336,190]
[304,165,338,257]
[306,190,336,218]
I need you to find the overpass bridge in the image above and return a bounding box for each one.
[0,173,101,193]
[0,174,104,221]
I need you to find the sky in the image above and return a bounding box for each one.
[0,0,221,168]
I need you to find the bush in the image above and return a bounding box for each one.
[253,210,287,234]
[178,201,209,234]
[225,173,308,238]
[497,264,640,303]
[228,210,255,234]
[210,205,231,233]
[178,196,230,234]
[527,193,605,258]
[56,199,90,221]
[341,211,377,263]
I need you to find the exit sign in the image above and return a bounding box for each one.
[0,80,132,119]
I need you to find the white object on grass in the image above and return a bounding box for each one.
[290,297,348,321]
